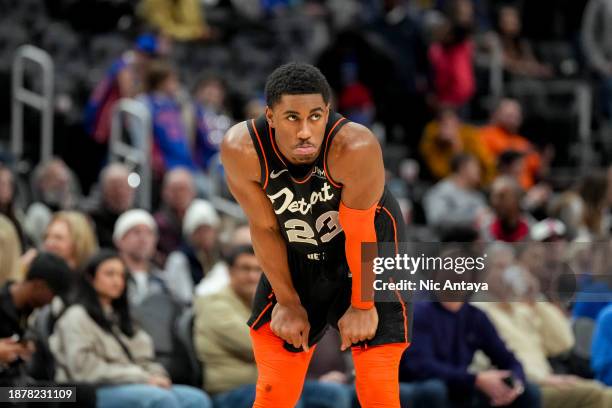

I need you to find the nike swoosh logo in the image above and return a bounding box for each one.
[270,169,289,179]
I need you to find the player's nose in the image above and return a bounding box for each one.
[297,120,312,140]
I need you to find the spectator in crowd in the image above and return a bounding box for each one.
[0,164,26,248]
[571,239,612,320]
[592,303,612,386]
[139,0,211,41]
[114,209,168,306]
[87,163,136,248]
[480,99,547,189]
[401,298,540,407]
[476,244,612,408]
[423,153,489,234]
[1,253,72,386]
[164,199,222,303]
[0,215,23,285]
[24,159,80,246]
[493,5,553,79]
[336,57,376,127]
[549,191,588,241]
[43,211,99,271]
[496,150,552,218]
[582,0,612,118]
[484,176,531,242]
[84,34,161,145]
[194,245,351,408]
[193,74,234,172]
[549,171,611,242]
[576,171,611,240]
[420,107,495,182]
[140,60,196,179]
[154,168,196,264]
[49,250,212,407]
[497,150,525,181]
[429,0,476,110]
[516,222,575,308]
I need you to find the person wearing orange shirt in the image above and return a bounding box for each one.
[420,108,495,183]
[480,99,549,189]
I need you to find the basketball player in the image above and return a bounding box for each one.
[221,62,411,407]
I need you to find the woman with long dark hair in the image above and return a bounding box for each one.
[49,250,211,408]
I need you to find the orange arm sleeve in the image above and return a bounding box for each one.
[338,201,377,310]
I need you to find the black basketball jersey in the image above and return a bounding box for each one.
[247,112,349,259]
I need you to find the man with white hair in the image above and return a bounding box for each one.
[164,199,223,303]
[89,163,135,247]
[154,167,196,264]
[114,209,168,305]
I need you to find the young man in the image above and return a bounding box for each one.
[221,62,411,407]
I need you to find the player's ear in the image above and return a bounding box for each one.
[265,106,275,128]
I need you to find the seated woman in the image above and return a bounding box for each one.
[49,250,212,408]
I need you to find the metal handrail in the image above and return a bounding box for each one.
[109,98,152,210]
[11,45,54,164]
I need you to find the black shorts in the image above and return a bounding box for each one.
[248,189,413,352]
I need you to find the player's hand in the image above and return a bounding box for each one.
[338,305,378,351]
[270,302,311,351]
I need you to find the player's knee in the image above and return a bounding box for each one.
[254,380,303,408]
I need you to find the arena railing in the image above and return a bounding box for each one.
[11,45,54,165]
[109,98,152,210]
[109,97,245,220]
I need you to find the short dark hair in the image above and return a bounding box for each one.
[450,153,476,173]
[26,252,73,296]
[225,245,256,268]
[265,62,331,107]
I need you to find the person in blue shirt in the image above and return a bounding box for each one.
[139,60,196,179]
[193,75,233,171]
[401,301,541,408]
[84,34,163,145]
[592,303,612,386]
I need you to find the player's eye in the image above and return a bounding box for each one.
[287,115,298,121]
[310,113,321,120]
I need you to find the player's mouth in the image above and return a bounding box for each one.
[294,144,317,156]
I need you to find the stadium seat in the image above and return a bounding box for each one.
[132,292,198,385]
[175,307,205,387]
[569,317,596,378]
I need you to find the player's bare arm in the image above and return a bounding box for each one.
[328,122,385,350]
[220,122,310,350]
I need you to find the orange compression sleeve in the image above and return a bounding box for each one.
[338,201,377,310]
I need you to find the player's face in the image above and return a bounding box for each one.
[266,94,329,165]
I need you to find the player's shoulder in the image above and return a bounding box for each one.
[221,121,253,152]
[328,120,382,167]
[220,120,260,178]
[331,120,380,155]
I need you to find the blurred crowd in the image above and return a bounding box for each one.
[2,0,612,407]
